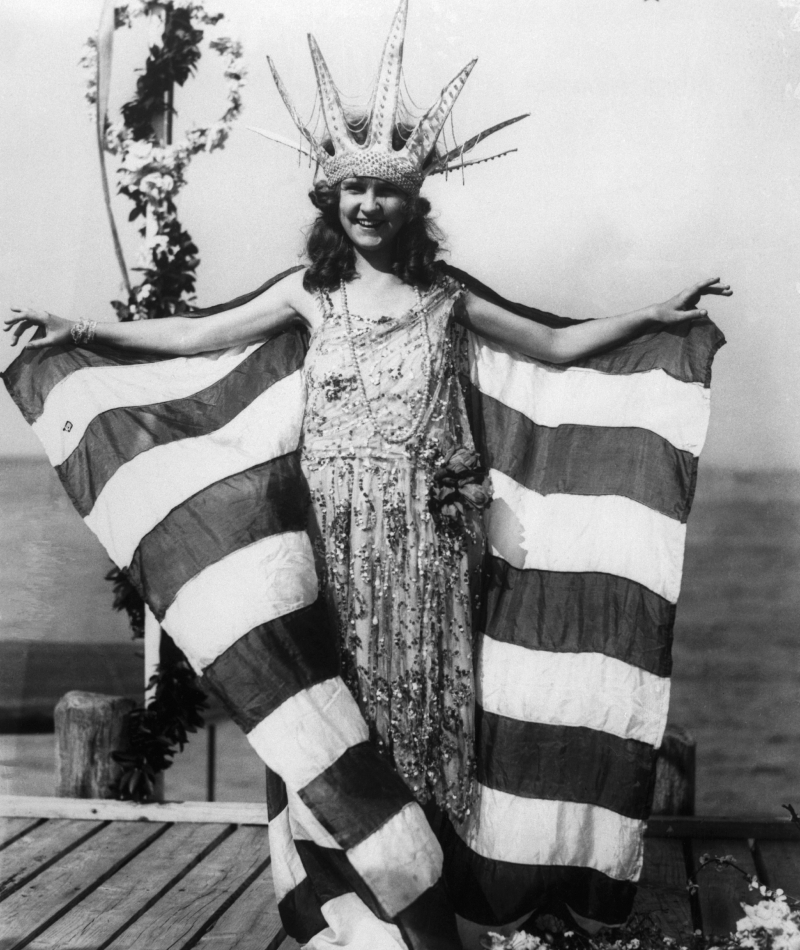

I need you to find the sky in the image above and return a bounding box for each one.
[1,0,799,468]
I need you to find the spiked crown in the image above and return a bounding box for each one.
[250,0,528,195]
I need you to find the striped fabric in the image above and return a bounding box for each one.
[440,265,724,933]
[2,264,724,947]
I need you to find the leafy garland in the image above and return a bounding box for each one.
[80,0,245,321]
[81,0,245,801]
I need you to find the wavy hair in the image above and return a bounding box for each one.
[302,181,445,293]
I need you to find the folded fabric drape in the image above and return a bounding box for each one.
[2,265,724,948]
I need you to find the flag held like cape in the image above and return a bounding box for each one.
[2,265,724,949]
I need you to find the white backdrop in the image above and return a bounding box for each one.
[1,0,798,467]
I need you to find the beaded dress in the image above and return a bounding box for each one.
[300,276,483,822]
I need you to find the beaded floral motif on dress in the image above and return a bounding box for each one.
[300,278,481,822]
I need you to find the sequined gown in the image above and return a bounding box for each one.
[300,277,482,822]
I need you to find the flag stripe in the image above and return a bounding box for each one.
[269,805,310,901]
[55,335,303,514]
[311,894,407,950]
[477,634,670,748]
[470,340,712,456]
[163,531,318,674]
[36,342,266,468]
[203,599,338,734]
[485,560,674,678]
[288,786,343,850]
[2,343,155,424]
[294,839,381,912]
[462,785,644,882]
[346,802,444,918]
[129,454,309,620]
[444,262,725,387]
[479,393,697,523]
[299,742,416,851]
[487,469,686,603]
[246,678,370,791]
[476,709,656,820]
[85,371,305,567]
[431,807,637,927]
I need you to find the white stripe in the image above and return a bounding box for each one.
[461,785,644,882]
[85,371,304,567]
[247,678,369,792]
[470,336,712,456]
[162,531,318,673]
[33,343,262,466]
[347,802,443,918]
[307,894,406,950]
[478,635,670,748]
[486,469,686,603]
[268,805,308,902]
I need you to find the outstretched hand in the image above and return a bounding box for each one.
[3,309,72,350]
[654,277,732,325]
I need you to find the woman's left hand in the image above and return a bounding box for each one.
[653,277,732,325]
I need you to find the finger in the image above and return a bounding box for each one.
[701,284,732,296]
[11,324,30,346]
[24,337,49,351]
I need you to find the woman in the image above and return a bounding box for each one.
[3,2,730,948]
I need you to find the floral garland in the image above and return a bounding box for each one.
[79,0,245,321]
[80,0,244,800]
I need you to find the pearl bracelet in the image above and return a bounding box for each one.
[70,320,98,345]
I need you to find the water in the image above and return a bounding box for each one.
[1,459,798,813]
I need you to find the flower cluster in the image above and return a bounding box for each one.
[429,446,492,520]
[79,0,245,320]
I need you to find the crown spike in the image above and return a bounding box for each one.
[307,34,352,154]
[266,57,327,163]
[248,127,317,162]
[367,0,408,150]
[428,113,530,172]
[402,59,477,167]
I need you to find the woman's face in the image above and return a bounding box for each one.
[338,177,408,254]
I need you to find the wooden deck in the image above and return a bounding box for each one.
[2,798,799,949]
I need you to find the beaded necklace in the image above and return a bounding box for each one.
[339,278,435,446]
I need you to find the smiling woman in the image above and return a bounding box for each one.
[1,0,734,948]
[303,175,443,298]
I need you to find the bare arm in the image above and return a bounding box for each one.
[4,269,315,356]
[456,278,732,363]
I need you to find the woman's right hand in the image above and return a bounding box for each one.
[3,308,73,350]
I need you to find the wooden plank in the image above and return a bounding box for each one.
[111,825,271,950]
[648,816,799,840]
[0,821,167,950]
[0,795,269,824]
[195,864,282,950]
[755,839,800,895]
[690,839,757,936]
[632,838,694,938]
[0,819,105,902]
[0,817,44,851]
[29,823,233,950]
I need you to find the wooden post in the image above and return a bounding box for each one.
[55,691,136,798]
[652,724,696,816]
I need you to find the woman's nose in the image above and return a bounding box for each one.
[360,188,380,213]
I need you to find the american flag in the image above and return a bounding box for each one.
[2,265,723,947]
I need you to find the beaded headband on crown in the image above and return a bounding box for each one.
[249,0,529,195]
